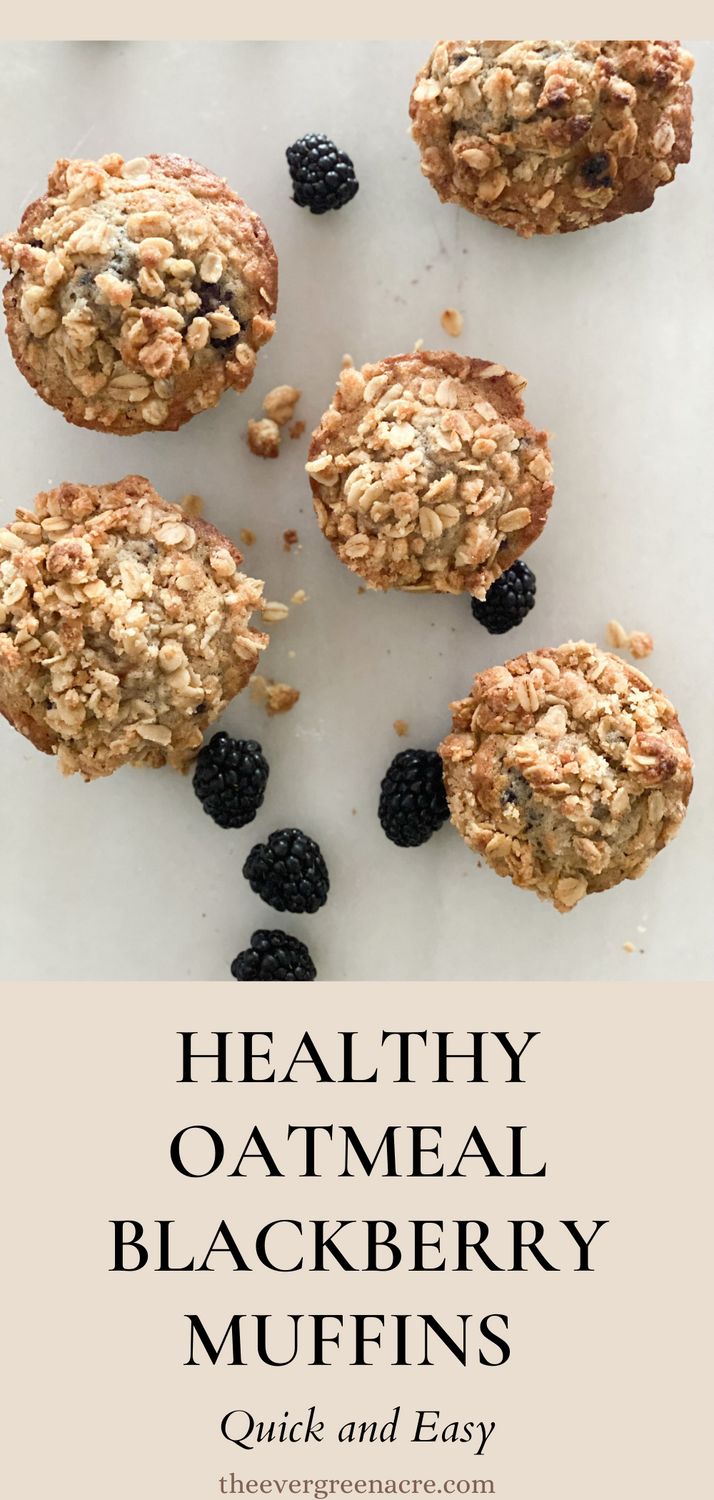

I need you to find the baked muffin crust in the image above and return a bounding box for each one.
[439,641,692,910]
[410,40,694,236]
[0,476,266,779]
[0,154,278,433]
[307,351,553,596]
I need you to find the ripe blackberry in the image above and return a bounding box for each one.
[192,732,269,829]
[378,748,449,848]
[243,828,329,914]
[231,929,316,982]
[286,133,359,214]
[471,560,536,635]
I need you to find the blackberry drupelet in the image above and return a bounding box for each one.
[243,828,329,914]
[378,748,449,848]
[193,731,269,829]
[231,929,316,981]
[286,134,359,214]
[471,561,536,635]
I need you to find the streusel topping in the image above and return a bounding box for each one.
[307,351,553,596]
[0,154,277,432]
[440,641,692,911]
[0,476,266,779]
[410,41,694,236]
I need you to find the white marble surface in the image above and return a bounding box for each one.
[0,40,712,980]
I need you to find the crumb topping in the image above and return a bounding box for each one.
[0,476,266,778]
[606,618,654,660]
[248,416,281,458]
[0,154,277,432]
[441,307,463,336]
[307,350,553,596]
[263,383,301,426]
[250,674,300,715]
[410,40,694,236]
[439,640,692,911]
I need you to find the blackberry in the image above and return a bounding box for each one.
[243,828,329,914]
[193,732,269,829]
[286,133,359,214]
[471,560,536,635]
[231,929,316,982]
[378,748,449,848]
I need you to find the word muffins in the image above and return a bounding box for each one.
[307,351,553,596]
[410,40,694,236]
[0,153,277,433]
[439,641,692,911]
[0,476,267,780]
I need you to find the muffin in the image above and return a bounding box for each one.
[0,153,277,433]
[306,351,553,596]
[0,476,267,779]
[439,641,692,910]
[410,40,694,236]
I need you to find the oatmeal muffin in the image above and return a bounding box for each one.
[439,641,692,910]
[0,154,277,433]
[306,351,553,596]
[0,476,267,779]
[410,41,694,236]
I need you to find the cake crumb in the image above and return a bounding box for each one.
[250,674,300,716]
[289,420,306,440]
[393,719,409,737]
[262,599,289,623]
[341,352,354,369]
[247,417,280,459]
[607,620,654,660]
[413,337,424,352]
[263,384,301,427]
[283,528,301,551]
[291,589,309,605]
[180,492,204,518]
[239,527,256,547]
[623,941,636,954]
[441,307,463,337]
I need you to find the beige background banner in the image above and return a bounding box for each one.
[2,981,711,1497]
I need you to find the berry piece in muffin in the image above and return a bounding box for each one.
[231,929,317,981]
[243,828,329,914]
[0,153,277,433]
[307,350,553,597]
[439,641,692,911]
[193,732,269,829]
[410,41,694,237]
[286,134,359,213]
[0,476,267,779]
[379,748,450,847]
[471,559,536,634]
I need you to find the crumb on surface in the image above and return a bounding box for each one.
[413,337,424,352]
[180,492,204,517]
[289,420,306,440]
[240,527,256,546]
[393,719,409,737]
[263,384,301,426]
[341,353,354,369]
[623,941,636,953]
[247,417,280,459]
[606,619,654,660]
[291,588,309,605]
[283,528,300,551]
[441,307,463,337]
[262,599,289,623]
[250,673,300,716]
